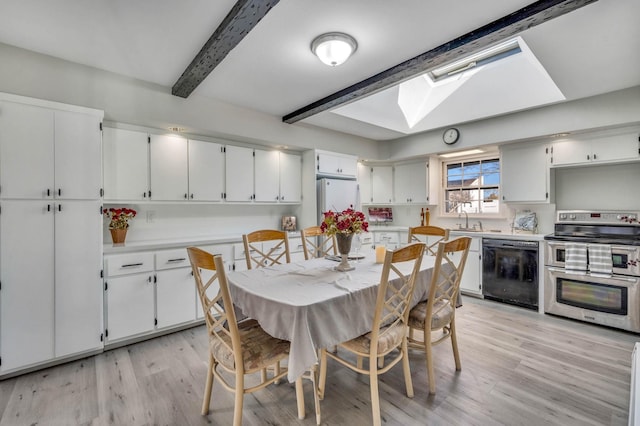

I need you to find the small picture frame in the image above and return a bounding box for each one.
[282,216,297,232]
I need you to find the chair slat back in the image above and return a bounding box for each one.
[408,225,450,256]
[187,247,243,369]
[427,237,471,321]
[243,229,291,269]
[300,226,337,260]
[369,242,426,356]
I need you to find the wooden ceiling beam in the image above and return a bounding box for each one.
[282,0,598,124]
[172,0,279,98]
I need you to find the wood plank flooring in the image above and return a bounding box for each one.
[1,297,637,425]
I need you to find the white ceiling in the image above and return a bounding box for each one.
[0,0,638,141]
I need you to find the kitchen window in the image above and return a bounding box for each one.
[443,157,500,215]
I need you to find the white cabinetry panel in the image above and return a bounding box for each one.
[103,128,149,201]
[358,163,372,204]
[54,200,103,357]
[279,152,301,203]
[394,162,427,204]
[225,145,254,202]
[106,273,155,341]
[371,166,393,204]
[54,111,102,200]
[0,101,54,199]
[188,139,224,201]
[501,142,550,203]
[254,149,280,202]
[457,237,482,296]
[149,134,188,201]
[156,267,196,328]
[0,200,54,371]
[316,151,357,178]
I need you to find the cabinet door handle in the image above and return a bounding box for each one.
[58,204,62,212]
[143,192,147,198]
[184,193,188,199]
[122,263,143,268]
[47,189,51,197]
[58,188,61,196]
[47,204,51,212]
[593,154,597,160]
[167,258,186,263]
[190,193,194,199]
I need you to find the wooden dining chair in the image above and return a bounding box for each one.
[408,225,450,255]
[318,242,426,426]
[187,247,291,426]
[300,225,337,260]
[406,236,471,394]
[242,229,291,269]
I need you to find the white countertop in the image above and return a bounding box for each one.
[449,230,547,241]
[103,231,304,254]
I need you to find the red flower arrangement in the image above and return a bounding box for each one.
[103,207,137,230]
[320,206,369,236]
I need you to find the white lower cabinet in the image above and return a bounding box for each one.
[105,252,155,342]
[156,267,196,328]
[456,237,482,296]
[0,200,103,374]
[106,273,155,341]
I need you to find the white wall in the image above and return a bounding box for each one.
[381,86,640,160]
[0,42,378,158]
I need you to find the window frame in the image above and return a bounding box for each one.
[440,154,504,218]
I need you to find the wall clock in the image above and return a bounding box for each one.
[443,128,460,145]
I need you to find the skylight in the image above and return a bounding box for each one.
[331,36,565,135]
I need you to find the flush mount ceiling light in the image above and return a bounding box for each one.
[311,32,357,66]
[439,149,485,158]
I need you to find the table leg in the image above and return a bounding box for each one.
[295,377,305,420]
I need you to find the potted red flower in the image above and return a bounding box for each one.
[103,207,137,244]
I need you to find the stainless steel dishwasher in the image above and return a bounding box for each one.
[482,238,539,310]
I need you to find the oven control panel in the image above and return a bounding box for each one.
[557,210,639,225]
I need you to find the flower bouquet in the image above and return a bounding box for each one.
[320,206,368,271]
[103,207,137,244]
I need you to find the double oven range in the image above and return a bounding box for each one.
[544,210,640,333]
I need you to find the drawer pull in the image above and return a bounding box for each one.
[121,263,143,268]
[167,258,186,263]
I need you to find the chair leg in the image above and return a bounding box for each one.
[377,355,384,368]
[450,319,462,371]
[310,364,322,425]
[401,338,414,398]
[274,361,281,384]
[318,349,327,400]
[425,329,436,394]
[261,368,267,383]
[201,354,215,415]
[295,377,305,420]
[233,372,244,426]
[357,355,363,370]
[369,358,382,426]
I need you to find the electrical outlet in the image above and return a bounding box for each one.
[146,211,155,223]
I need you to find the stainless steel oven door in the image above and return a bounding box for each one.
[544,267,640,332]
[545,242,640,276]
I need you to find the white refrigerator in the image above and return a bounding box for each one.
[316,178,360,222]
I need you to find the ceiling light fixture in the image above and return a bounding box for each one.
[439,149,485,158]
[311,32,357,67]
[430,38,521,80]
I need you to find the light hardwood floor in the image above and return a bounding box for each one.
[1,297,637,425]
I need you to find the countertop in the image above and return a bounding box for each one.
[103,231,304,254]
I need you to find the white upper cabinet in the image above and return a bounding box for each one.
[254,149,280,202]
[371,166,393,204]
[225,145,254,202]
[188,139,224,202]
[501,142,551,203]
[254,150,301,203]
[316,150,358,178]
[103,128,149,201]
[149,134,189,201]
[394,162,427,204]
[0,102,102,200]
[551,131,640,167]
[0,102,53,199]
[54,111,102,200]
[279,152,301,203]
[358,163,372,204]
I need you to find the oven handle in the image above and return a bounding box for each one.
[546,266,639,283]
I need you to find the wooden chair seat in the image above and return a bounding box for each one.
[209,319,290,372]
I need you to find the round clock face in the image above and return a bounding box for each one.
[443,128,460,145]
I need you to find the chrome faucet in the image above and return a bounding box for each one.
[458,211,469,229]
[476,220,483,231]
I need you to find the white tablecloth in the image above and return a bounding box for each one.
[226,250,443,382]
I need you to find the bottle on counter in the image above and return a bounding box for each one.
[424,208,430,226]
[420,208,425,226]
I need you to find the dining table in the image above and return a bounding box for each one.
[225,246,454,418]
